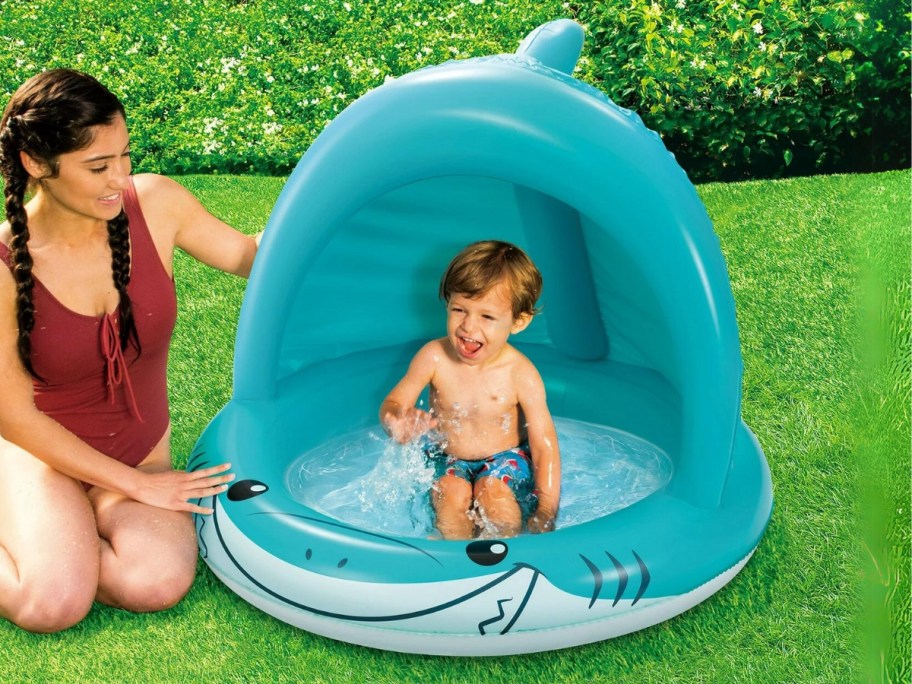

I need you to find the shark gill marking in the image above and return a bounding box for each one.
[580,554,603,608]
[581,551,652,608]
[632,551,650,605]
[605,552,628,607]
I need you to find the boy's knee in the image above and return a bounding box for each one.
[474,478,521,536]
[474,476,516,504]
[433,475,472,507]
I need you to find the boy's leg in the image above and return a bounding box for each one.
[473,478,522,538]
[431,474,475,539]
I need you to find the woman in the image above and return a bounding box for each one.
[0,69,257,632]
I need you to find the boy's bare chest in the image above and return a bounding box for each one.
[430,368,518,424]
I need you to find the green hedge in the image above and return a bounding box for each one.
[1,0,907,181]
[574,0,910,180]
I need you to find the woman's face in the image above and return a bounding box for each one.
[27,114,132,223]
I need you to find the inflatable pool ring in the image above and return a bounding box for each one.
[190,19,773,656]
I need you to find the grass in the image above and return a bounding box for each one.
[0,169,907,683]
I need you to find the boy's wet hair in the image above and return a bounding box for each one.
[439,240,543,319]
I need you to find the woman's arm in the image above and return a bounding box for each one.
[135,174,259,278]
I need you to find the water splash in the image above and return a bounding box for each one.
[287,417,673,538]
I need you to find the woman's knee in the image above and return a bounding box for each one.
[11,577,96,633]
[94,496,198,612]
[109,550,197,613]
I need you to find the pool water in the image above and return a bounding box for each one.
[287,417,673,538]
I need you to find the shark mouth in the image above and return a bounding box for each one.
[208,495,543,636]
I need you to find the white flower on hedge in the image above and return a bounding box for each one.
[343,2,351,10]
[203,117,224,135]
[752,21,764,35]
[676,0,686,8]
[263,122,283,136]
[753,87,762,97]
[221,57,240,74]
[759,41,767,51]
[668,19,684,34]
[854,12,866,22]
[469,0,484,4]
[203,139,223,154]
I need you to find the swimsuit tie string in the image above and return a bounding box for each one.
[100,312,143,423]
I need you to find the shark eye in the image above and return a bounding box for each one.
[466,540,508,566]
[227,480,269,501]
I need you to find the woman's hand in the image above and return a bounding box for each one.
[129,462,235,515]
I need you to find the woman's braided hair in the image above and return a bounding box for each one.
[0,69,139,379]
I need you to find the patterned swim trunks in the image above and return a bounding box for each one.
[425,442,538,516]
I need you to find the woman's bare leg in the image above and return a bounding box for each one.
[90,429,198,612]
[0,438,100,633]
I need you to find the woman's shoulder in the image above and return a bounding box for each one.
[131,172,191,203]
[130,173,201,240]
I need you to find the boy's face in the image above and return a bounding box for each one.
[445,282,531,367]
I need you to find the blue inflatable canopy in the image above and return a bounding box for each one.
[239,20,741,508]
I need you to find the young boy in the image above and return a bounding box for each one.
[379,240,561,539]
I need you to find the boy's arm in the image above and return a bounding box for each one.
[379,341,439,443]
[517,361,561,532]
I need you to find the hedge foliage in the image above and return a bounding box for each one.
[0,0,907,181]
[574,0,910,179]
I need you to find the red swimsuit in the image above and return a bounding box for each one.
[0,178,176,467]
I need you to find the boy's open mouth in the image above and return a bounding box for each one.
[458,336,483,356]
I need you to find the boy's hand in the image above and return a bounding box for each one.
[526,510,556,534]
[383,407,437,444]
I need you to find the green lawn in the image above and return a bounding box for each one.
[0,170,907,684]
